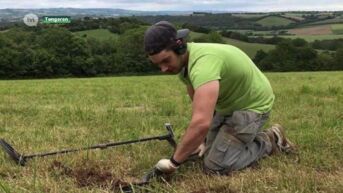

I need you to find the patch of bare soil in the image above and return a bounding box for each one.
[289,25,332,35]
[49,160,135,190]
[190,185,237,193]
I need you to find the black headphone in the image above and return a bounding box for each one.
[152,21,188,55]
[173,38,187,55]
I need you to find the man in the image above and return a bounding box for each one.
[144,21,295,175]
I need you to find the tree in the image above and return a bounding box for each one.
[253,50,268,67]
[207,31,224,44]
[115,27,155,73]
[255,40,321,72]
[292,38,308,47]
[333,48,343,70]
[193,31,224,44]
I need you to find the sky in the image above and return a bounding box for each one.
[0,0,342,12]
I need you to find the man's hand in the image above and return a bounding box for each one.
[192,142,206,157]
[155,159,179,174]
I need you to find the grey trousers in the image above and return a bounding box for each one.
[203,110,272,175]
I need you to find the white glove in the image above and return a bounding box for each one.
[155,159,179,174]
[192,142,206,157]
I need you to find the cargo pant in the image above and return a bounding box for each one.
[203,110,272,175]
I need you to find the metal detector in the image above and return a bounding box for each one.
[0,123,176,166]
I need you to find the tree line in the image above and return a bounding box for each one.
[0,18,342,79]
[253,39,343,71]
[0,26,156,78]
[220,30,343,52]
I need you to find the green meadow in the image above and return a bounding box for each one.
[190,32,274,58]
[0,71,342,192]
[223,37,274,58]
[257,16,295,27]
[263,34,343,42]
[331,24,343,34]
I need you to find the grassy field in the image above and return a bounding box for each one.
[331,24,343,34]
[222,37,274,58]
[282,13,305,21]
[262,34,343,42]
[232,13,267,18]
[190,32,275,58]
[257,16,295,27]
[74,29,119,41]
[310,16,343,25]
[288,25,333,35]
[0,72,342,193]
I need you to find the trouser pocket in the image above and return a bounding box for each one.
[204,132,243,172]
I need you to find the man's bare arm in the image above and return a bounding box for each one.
[173,80,219,163]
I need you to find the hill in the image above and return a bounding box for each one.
[191,31,275,58]
[222,37,275,58]
[257,16,295,27]
[72,29,274,58]
[332,24,343,34]
[288,24,333,35]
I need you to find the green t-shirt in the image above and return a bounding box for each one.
[179,43,274,115]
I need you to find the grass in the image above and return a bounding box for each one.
[331,24,343,35]
[0,71,342,192]
[74,29,119,41]
[190,32,275,58]
[282,13,305,21]
[223,37,275,58]
[223,29,279,36]
[309,16,343,25]
[257,16,295,27]
[232,13,267,18]
[263,34,343,42]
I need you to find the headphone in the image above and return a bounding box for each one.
[173,38,187,55]
[153,21,188,55]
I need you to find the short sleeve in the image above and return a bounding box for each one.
[189,55,222,89]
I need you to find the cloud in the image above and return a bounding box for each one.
[0,0,342,11]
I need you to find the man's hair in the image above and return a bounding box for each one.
[144,21,189,55]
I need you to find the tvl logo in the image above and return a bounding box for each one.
[23,13,39,26]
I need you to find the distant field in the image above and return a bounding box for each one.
[267,34,343,42]
[309,16,343,25]
[223,37,275,57]
[282,13,305,21]
[288,25,333,35]
[257,16,295,27]
[74,29,119,41]
[190,32,275,58]
[232,13,267,18]
[331,24,343,34]
[0,72,342,193]
[282,13,310,18]
[244,23,343,41]
[224,29,278,36]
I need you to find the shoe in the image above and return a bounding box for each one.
[266,124,296,154]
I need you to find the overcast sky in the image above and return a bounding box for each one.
[0,0,342,12]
